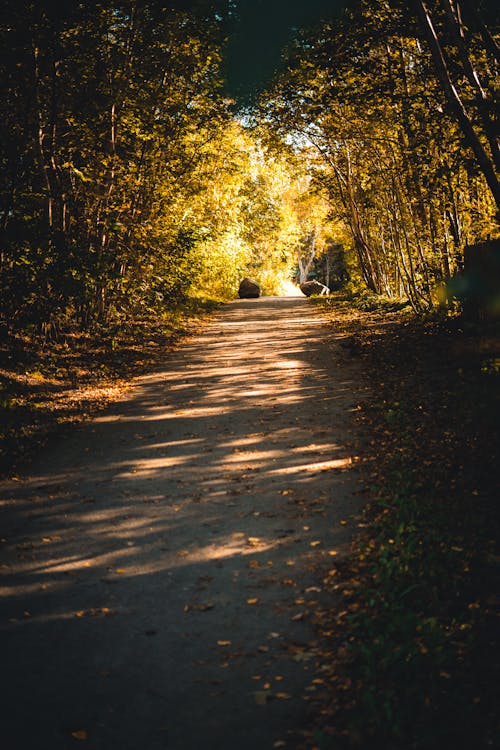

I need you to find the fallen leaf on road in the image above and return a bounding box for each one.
[74,607,115,618]
[275,692,291,700]
[217,640,231,646]
[70,729,88,740]
[246,598,259,605]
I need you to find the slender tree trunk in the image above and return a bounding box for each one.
[443,0,500,171]
[413,0,500,214]
[298,229,317,283]
[33,45,54,228]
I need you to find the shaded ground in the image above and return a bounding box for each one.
[307,297,500,750]
[0,297,365,750]
[0,299,221,478]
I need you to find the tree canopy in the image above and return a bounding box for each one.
[0,0,498,332]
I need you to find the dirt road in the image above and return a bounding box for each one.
[0,296,364,750]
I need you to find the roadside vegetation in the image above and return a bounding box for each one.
[0,298,222,477]
[308,294,499,750]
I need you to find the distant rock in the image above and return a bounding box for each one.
[300,280,330,297]
[238,278,261,298]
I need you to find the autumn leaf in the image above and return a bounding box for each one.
[74,607,114,618]
[217,640,231,646]
[70,729,88,741]
[246,598,259,604]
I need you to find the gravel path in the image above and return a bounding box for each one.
[1,296,364,750]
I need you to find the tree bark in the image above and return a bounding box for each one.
[413,0,500,215]
[443,0,500,171]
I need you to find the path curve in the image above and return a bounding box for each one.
[1,297,363,750]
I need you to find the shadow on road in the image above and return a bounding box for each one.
[0,297,364,750]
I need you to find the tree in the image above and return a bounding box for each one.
[411,0,500,213]
[257,0,498,310]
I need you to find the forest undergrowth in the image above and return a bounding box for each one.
[308,294,499,750]
[0,298,221,478]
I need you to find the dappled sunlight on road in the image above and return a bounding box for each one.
[1,297,359,602]
[0,296,363,750]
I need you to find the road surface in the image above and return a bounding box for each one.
[1,296,364,750]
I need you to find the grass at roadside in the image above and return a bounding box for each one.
[308,294,499,750]
[0,297,221,478]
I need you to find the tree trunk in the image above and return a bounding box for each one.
[443,0,500,171]
[413,0,500,215]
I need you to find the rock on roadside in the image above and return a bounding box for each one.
[300,280,330,297]
[238,278,261,298]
